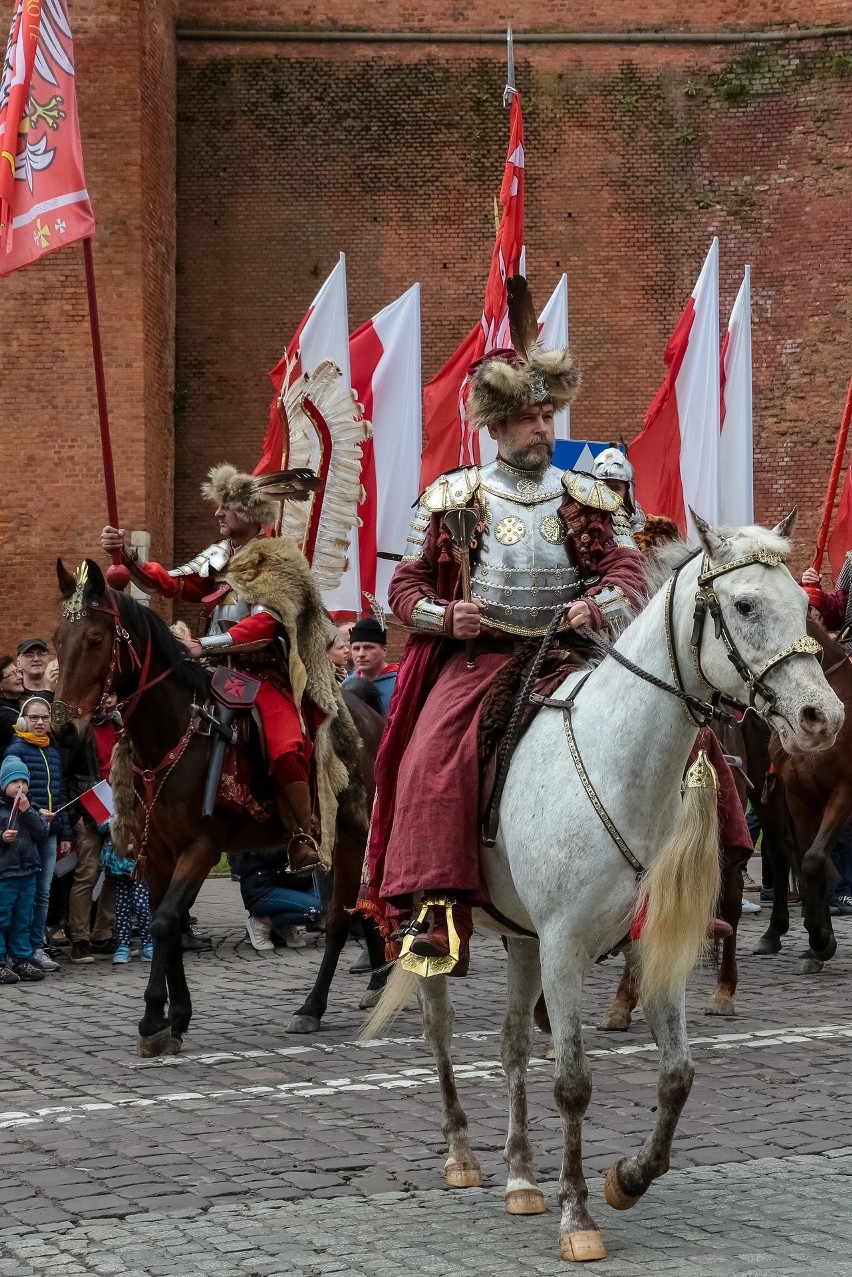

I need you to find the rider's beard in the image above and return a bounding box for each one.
[500,436,554,474]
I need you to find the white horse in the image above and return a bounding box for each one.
[365,514,843,1263]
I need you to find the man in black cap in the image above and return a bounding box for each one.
[16,640,54,703]
[0,656,24,750]
[343,617,398,716]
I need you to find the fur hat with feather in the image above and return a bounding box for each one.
[201,464,320,528]
[467,276,580,431]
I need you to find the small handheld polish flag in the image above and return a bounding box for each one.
[78,780,115,825]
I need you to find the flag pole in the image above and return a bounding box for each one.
[503,26,515,106]
[813,374,852,574]
[82,237,129,588]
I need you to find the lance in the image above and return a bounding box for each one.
[444,508,479,670]
[503,26,515,108]
[83,238,129,589]
[812,374,852,574]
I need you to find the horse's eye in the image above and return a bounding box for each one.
[86,634,105,648]
[735,600,753,617]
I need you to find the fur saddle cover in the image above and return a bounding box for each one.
[218,536,366,866]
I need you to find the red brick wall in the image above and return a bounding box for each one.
[0,0,176,655]
[174,32,852,579]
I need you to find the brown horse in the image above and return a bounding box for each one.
[52,559,384,1055]
[769,618,852,973]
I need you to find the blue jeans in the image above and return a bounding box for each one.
[0,874,38,963]
[247,885,321,930]
[831,829,852,897]
[30,835,56,953]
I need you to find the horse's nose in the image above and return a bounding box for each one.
[796,702,837,742]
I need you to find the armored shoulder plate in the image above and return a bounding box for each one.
[421,467,481,512]
[562,471,623,514]
[168,539,231,579]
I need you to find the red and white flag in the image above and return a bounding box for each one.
[632,238,721,542]
[350,283,422,612]
[0,0,95,274]
[828,468,852,582]
[719,266,754,527]
[420,92,525,487]
[78,780,114,824]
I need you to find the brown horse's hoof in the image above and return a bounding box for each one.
[136,1027,180,1058]
[705,992,735,1017]
[800,958,824,975]
[506,1187,547,1215]
[604,1164,641,1211]
[559,1230,607,1262]
[444,1159,482,1188]
[753,934,782,956]
[596,1006,632,1032]
[359,987,383,1011]
[286,1014,321,1034]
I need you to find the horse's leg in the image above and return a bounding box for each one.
[542,946,605,1262]
[502,938,546,1215]
[753,778,795,956]
[359,917,390,1011]
[418,975,482,1188]
[138,852,176,1057]
[596,957,639,1032]
[604,987,694,1210]
[288,825,359,1033]
[797,791,850,970]
[706,848,743,1017]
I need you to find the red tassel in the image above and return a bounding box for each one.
[630,899,647,942]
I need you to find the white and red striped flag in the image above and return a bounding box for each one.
[420,91,525,488]
[0,0,95,273]
[350,283,422,612]
[719,266,754,527]
[78,780,115,825]
[632,238,721,542]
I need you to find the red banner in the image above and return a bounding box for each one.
[0,0,94,275]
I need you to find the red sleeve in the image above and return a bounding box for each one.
[584,526,648,631]
[226,611,280,645]
[388,515,459,634]
[816,587,847,631]
[127,558,211,604]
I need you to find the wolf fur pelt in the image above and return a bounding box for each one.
[219,536,364,866]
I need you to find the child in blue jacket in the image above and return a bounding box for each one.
[0,755,50,983]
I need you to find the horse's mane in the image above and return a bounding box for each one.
[112,590,210,696]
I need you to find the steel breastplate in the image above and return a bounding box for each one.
[208,594,252,636]
[471,460,582,637]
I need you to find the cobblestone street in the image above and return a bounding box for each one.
[3,873,852,1275]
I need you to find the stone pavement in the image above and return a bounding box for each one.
[2,871,852,1274]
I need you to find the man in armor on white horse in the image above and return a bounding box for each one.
[101,463,327,875]
[362,278,648,975]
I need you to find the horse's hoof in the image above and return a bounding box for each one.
[285,1014,321,1034]
[545,1042,555,1061]
[800,958,824,975]
[604,1163,641,1211]
[753,935,782,956]
[506,1187,547,1215]
[559,1230,607,1262]
[596,1008,632,1032]
[359,988,382,1010]
[705,993,735,1018]
[444,1160,482,1188]
[136,1027,176,1058]
[166,1033,183,1056]
[814,935,838,962]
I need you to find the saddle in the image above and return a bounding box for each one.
[478,632,597,841]
[199,665,274,821]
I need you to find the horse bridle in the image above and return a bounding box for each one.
[665,547,822,726]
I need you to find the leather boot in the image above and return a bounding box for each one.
[409,898,473,977]
[277,782,321,876]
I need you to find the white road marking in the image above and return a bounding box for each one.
[3,1022,852,1131]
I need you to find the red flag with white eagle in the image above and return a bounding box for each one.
[420,91,525,485]
[0,0,95,275]
[349,283,422,610]
[631,238,721,543]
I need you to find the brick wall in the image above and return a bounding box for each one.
[174,32,852,583]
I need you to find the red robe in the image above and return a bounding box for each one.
[364,496,648,917]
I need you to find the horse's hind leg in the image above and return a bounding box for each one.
[597,957,639,1032]
[604,987,694,1210]
[502,938,546,1216]
[359,918,390,1011]
[418,975,482,1189]
[138,854,177,1057]
[707,848,744,1017]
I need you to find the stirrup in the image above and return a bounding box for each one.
[400,895,464,978]
[286,830,320,875]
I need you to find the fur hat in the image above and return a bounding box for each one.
[467,276,580,432]
[201,464,321,528]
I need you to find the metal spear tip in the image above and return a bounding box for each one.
[444,508,478,550]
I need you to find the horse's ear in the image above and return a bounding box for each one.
[56,559,76,598]
[689,508,728,561]
[83,559,107,601]
[771,507,797,540]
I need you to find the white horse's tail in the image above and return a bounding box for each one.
[634,759,721,1006]
[359,963,418,1041]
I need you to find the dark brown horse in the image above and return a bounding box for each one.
[52,559,384,1055]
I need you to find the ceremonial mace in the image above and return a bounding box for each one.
[444,508,479,670]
